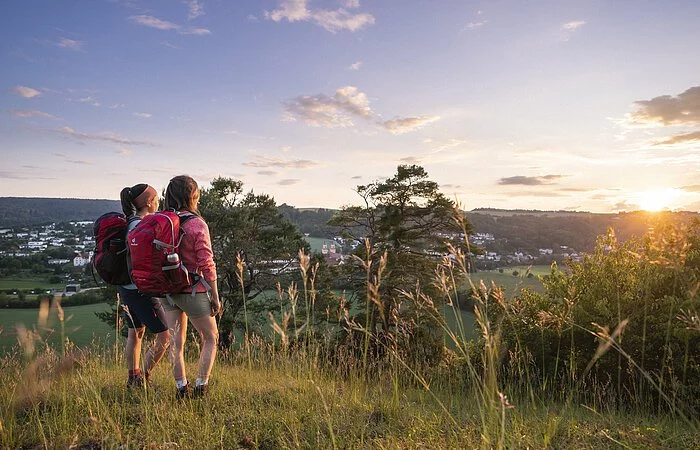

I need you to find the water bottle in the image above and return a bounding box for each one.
[167,253,180,264]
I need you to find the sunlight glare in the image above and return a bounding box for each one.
[635,188,677,212]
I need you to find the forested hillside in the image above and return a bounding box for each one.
[0,197,120,227]
[2,198,697,256]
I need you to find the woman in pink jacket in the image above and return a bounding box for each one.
[162,175,221,399]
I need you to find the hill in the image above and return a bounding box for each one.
[0,197,121,227]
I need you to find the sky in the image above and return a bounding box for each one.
[2,0,699,213]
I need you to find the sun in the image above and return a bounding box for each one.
[635,189,676,212]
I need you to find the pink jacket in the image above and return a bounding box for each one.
[179,214,217,292]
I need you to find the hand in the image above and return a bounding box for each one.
[210,295,222,317]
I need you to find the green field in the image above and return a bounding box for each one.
[0,303,114,353]
[303,236,338,253]
[468,268,546,294]
[0,276,66,291]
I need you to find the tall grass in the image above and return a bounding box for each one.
[1,217,698,448]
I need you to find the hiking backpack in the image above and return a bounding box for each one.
[92,212,138,285]
[127,210,194,295]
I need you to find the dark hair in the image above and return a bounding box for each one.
[120,183,148,217]
[163,175,200,215]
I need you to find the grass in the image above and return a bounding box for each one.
[0,348,696,449]
[0,303,113,353]
[0,276,66,291]
[303,236,338,253]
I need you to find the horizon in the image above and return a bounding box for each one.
[2,1,699,214]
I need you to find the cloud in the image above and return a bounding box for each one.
[180,27,211,35]
[243,155,320,169]
[57,38,84,51]
[351,175,362,179]
[11,109,58,120]
[503,190,566,198]
[13,85,41,98]
[560,20,586,41]
[116,148,133,156]
[0,171,55,180]
[278,179,301,185]
[257,170,279,176]
[440,183,464,190]
[399,156,423,164]
[133,112,153,118]
[129,14,211,35]
[680,184,700,193]
[283,85,373,128]
[183,0,204,20]
[498,175,564,186]
[53,152,92,165]
[382,116,440,134]
[653,131,700,146]
[561,20,586,30]
[57,126,157,146]
[629,86,700,126]
[349,61,363,70]
[78,96,100,107]
[129,15,180,30]
[265,0,375,33]
[463,20,488,31]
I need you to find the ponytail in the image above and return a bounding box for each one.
[120,183,148,217]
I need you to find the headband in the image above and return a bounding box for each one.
[133,185,158,209]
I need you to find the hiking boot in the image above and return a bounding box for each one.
[176,384,191,400]
[192,384,208,398]
[127,374,145,389]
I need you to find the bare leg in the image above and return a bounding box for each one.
[189,314,219,382]
[126,327,145,372]
[143,329,170,377]
[165,309,187,385]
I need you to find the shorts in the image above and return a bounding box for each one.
[118,286,168,334]
[162,292,212,319]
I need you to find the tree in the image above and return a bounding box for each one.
[198,177,310,344]
[329,165,474,366]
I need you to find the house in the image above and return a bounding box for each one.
[73,251,92,267]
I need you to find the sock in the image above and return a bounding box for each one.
[129,369,141,378]
[195,377,209,387]
[176,378,188,389]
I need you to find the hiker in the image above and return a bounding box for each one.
[161,175,221,399]
[119,183,170,388]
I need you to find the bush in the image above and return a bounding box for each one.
[492,219,700,413]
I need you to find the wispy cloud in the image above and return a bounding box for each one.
[53,152,92,165]
[0,171,55,180]
[12,85,41,98]
[265,0,375,33]
[498,175,564,186]
[399,156,423,164]
[349,61,363,70]
[257,170,279,176]
[628,86,700,126]
[133,112,153,118]
[560,20,586,41]
[653,131,700,146]
[278,179,301,185]
[183,0,204,20]
[561,20,586,30]
[382,116,440,134]
[56,126,157,146]
[463,20,488,31]
[78,96,100,107]
[116,148,133,156]
[10,109,58,120]
[243,155,320,169]
[56,37,85,51]
[129,14,211,35]
[130,15,180,30]
[680,184,700,193]
[283,86,373,128]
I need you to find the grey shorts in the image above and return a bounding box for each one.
[162,292,212,318]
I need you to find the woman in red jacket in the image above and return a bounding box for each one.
[162,175,221,399]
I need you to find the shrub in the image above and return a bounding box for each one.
[493,219,700,413]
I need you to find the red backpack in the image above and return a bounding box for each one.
[127,210,194,295]
[92,212,138,285]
